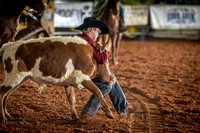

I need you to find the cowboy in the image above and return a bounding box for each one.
[75,17,139,118]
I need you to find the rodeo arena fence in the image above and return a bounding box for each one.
[54,1,200,40]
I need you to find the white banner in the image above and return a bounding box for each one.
[54,2,93,28]
[150,5,200,29]
[123,5,148,26]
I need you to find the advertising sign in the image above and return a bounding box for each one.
[123,5,148,26]
[150,5,200,29]
[54,2,93,28]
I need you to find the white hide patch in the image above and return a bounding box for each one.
[31,58,90,89]
[2,41,33,87]
[27,36,88,45]
[3,59,32,87]
[0,36,87,60]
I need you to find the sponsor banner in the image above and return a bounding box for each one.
[54,2,93,28]
[123,5,148,26]
[150,5,200,29]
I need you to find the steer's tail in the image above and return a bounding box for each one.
[0,43,5,56]
[0,42,14,62]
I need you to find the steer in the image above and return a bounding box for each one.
[0,36,115,123]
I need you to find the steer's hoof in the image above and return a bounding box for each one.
[72,114,80,121]
[105,112,114,119]
[5,112,11,118]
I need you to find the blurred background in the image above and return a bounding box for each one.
[16,0,200,41]
[1,0,200,132]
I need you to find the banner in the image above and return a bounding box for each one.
[150,5,200,29]
[54,2,93,28]
[123,5,148,26]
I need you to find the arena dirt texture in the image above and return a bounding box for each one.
[0,39,199,132]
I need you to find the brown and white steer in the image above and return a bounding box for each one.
[0,36,115,123]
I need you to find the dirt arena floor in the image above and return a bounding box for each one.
[0,38,199,132]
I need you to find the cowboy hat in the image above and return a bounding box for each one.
[75,17,109,34]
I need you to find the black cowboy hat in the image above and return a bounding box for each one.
[75,17,109,34]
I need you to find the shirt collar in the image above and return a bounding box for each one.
[77,32,95,46]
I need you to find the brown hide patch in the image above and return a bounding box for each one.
[39,41,75,78]
[4,57,13,73]
[15,40,97,78]
[17,57,29,72]
[66,43,97,77]
[0,85,12,93]
[15,40,51,71]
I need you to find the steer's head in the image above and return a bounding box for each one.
[93,61,115,85]
[93,38,115,85]
[96,41,109,53]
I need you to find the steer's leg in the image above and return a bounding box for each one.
[3,77,28,119]
[82,80,114,119]
[0,76,29,123]
[64,86,80,120]
[0,85,12,123]
[3,95,11,118]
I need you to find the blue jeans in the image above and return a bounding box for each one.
[82,73,129,117]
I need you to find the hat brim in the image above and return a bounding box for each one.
[75,20,109,34]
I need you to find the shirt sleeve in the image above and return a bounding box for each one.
[93,48,110,64]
